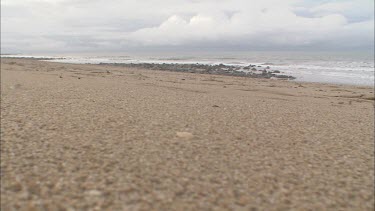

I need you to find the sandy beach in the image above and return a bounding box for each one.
[1,58,374,210]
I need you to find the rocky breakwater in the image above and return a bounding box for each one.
[99,63,296,80]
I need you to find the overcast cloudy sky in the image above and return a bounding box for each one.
[1,0,374,53]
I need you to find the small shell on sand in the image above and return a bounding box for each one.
[85,190,102,196]
[10,84,21,89]
[176,132,194,139]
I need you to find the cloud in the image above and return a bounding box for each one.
[310,0,373,18]
[126,2,370,49]
[1,0,374,53]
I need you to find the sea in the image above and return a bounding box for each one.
[2,51,374,86]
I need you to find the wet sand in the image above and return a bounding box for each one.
[1,58,374,210]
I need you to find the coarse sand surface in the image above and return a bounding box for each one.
[1,59,374,210]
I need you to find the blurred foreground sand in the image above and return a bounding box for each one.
[1,59,374,210]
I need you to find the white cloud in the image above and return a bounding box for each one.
[1,0,373,53]
[310,0,374,19]
[126,4,363,48]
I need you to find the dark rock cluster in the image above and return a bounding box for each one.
[99,63,295,80]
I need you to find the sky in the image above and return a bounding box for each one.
[1,0,374,53]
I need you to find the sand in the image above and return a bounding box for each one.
[1,58,374,210]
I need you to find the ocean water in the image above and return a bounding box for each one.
[2,51,374,86]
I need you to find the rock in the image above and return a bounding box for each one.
[95,63,295,81]
[276,75,295,79]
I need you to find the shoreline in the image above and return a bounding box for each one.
[2,57,374,88]
[2,55,374,87]
[2,56,296,79]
